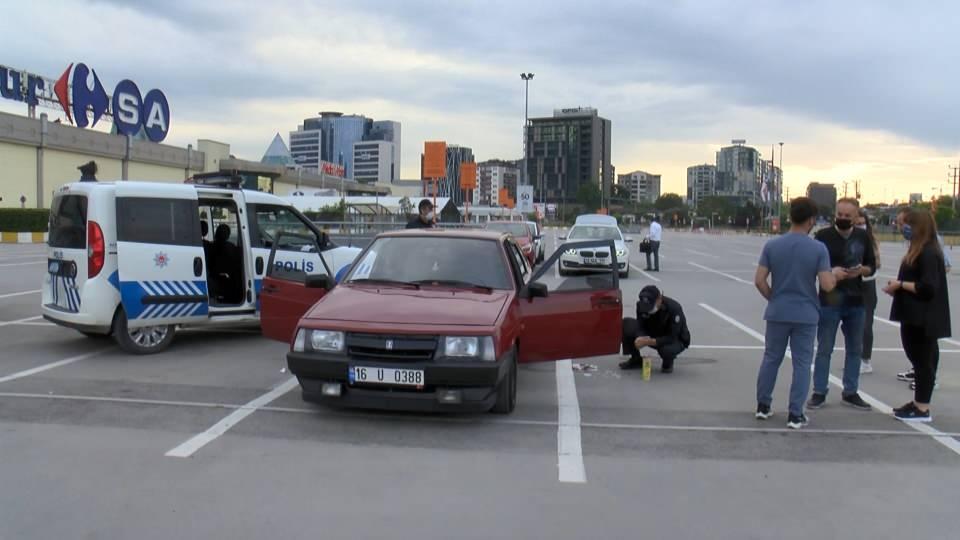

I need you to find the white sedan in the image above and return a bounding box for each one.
[558,224,632,278]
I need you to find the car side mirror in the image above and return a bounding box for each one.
[558,235,567,241]
[534,234,543,240]
[625,237,634,243]
[526,281,548,299]
[305,274,334,290]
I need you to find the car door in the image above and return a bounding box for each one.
[259,233,333,342]
[115,183,209,328]
[516,239,622,362]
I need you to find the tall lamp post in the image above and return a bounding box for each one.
[778,142,784,219]
[521,72,534,209]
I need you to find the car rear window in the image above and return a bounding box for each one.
[48,195,88,249]
[117,197,200,246]
[485,222,529,237]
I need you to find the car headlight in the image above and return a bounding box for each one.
[293,328,344,352]
[616,249,627,257]
[442,336,496,361]
[565,249,578,255]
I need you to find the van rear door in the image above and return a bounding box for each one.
[45,191,89,313]
[115,183,210,328]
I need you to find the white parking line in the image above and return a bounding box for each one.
[0,316,42,328]
[164,377,299,458]
[732,250,758,258]
[0,289,41,300]
[630,264,661,282]
[687,344,960,353]
[556,359,586,483]
[0,348,109,384]
[700,303,960,457]
[688,262,752,285]
[874,315,960,348]
[0,261,45,268]
[685,248,719,258]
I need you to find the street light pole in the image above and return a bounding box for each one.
[520,73,534,212]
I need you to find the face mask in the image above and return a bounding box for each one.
[640,305,659,319]
[835,218,853,231]
[424,211,435,221]
[855,224,867,230]
[902,224,912,240]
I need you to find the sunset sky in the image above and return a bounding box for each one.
[3,0,957,203]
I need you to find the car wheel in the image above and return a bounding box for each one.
[491,350,517,414]
[620,266,630,279]
[558,268,569,277]
[112,308,176,355]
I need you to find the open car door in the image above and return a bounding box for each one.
[516,239,622,362]
[115,183,209,328]
[259,232,334,343]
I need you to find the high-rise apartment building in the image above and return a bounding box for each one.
[290,112,401,181]
[477,160,520,206]
[617,170,661,203]
[715,143,761,203]
[524,107,612,202]
[807,182,838,216]
[686,164,716,207]
[421,144,475,206]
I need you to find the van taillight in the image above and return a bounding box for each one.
[87,221,105,278]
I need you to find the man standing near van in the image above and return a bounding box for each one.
[645,215,662,272]
[754,197,837,429]
[808,198,877,411]
[406,199,436,229]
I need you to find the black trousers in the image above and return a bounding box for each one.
[862,280,877,360]
[622,317,685,369]
[645,241,661,271]
[900,324,939,404]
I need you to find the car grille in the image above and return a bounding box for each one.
[579,250,610,258]
[346,333,437,362]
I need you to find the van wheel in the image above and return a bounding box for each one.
[491,350,517,414]
[112,309,176,355]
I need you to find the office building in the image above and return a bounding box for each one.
[524,107,612,203]
[715,143,761,203]
[352,140,398,184]
[807,182,838,216]
[686,164,716,208]
[290,112,401,180]
[760,160,783,208]
[421,144,475,206]
[477,160,520,206]
[617,170,661,203]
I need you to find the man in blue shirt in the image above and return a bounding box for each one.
[754,197,838,429]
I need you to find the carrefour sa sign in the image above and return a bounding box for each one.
[0,62,171,142]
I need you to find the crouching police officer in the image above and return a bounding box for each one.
[620,285,691,373]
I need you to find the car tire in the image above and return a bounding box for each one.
[491,350,517,415]
[558,268,569,277]
[620,266,630,279]
[112,308,176,355]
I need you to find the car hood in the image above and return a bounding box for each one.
[306,285,510,326]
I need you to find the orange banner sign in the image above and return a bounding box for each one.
[460,162,477,190]
[423,141,447,179]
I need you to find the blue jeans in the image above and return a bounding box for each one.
[813,304,865,396]
[757,322,817,417]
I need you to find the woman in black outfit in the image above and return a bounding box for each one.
[883,209,951,422]
[857,209,880,375]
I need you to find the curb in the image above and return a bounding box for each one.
[0,232,48,244]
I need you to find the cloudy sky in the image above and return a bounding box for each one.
[3,0,958,202]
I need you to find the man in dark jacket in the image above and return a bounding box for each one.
[406,199,436,229]
[620,285,691,373]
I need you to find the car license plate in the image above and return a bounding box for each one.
[584,257,600,265]
[351,366,424,387]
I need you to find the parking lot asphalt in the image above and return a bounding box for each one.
[1,233,959,539]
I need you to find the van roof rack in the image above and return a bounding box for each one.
[186,172,244,189]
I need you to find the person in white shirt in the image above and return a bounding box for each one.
[645,216,663,272]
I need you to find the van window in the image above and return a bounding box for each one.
[247,204,317,249]
[117,198,200,246]
[49,195,88,249]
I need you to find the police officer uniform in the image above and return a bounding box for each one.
[621,285,690,373]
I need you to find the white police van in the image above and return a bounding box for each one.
[42,177,360,354]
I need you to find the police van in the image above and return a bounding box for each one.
[42,176,361,354]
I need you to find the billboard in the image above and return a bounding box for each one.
[517,185,534,213]
[423,141,447,179]
[460,162,477,191]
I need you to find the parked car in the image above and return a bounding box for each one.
[524,220,545,264]
[259,229,623,414]
[559,214,632,278]
[484,220,537,266]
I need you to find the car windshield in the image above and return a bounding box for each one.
[485,222,529,237]
[345,236,512,290]
[568,226,622,241]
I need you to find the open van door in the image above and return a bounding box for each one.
[259,233,334,343]
[115,183,210,327]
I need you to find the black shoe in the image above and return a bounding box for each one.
[897,369,915,382]
[787,414,809,429]
[661,365,674,374]
[806,393,827,409]
[892,402,915,415]
[644,267,653,271]
[842,393,872,411]
[618,358,643,370]
[894,403,932,423]
[755,403,773,420]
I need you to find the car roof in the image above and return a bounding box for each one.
[574,214,618,226]
[379,229,508,242]
[56,181,289,206]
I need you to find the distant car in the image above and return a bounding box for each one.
[259,229,623,414]
[524,221,545,264]
[559,214,632,278]
[484,221,536,266]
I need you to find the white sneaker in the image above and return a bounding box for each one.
[860,361,873,374]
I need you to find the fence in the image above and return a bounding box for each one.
[313,221,484,249]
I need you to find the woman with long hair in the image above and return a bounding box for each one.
[857,209,880,374]
[883,209,951,421]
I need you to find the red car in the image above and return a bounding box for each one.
[260,230,622,414]
[484,220,537,266]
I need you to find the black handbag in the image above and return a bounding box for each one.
[639,239,652,253]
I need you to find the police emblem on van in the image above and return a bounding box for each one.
[154,252,170,268]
